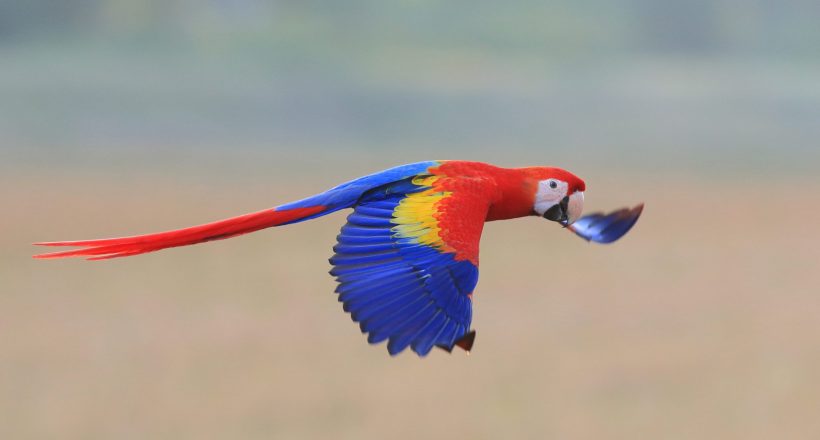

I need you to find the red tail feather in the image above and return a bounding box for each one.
[34,205,325,260]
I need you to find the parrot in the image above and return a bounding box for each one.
[34,160,643,356]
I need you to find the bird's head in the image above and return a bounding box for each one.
[531,168,586,226]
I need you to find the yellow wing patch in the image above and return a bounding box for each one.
[391,176,452,251]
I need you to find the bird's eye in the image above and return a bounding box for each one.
[549,180,558,189]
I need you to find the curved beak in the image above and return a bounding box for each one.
[566,191,584,225]
[543,191,584,226]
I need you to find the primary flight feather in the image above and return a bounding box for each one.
[35,160,643,356]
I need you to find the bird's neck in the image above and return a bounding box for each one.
[486,168,539,221]
[432,161,539,222]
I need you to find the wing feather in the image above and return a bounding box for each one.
[330,175,489,356]
[570,204,644,244]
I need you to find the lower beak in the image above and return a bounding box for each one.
[543,191,584,226]
[543,196,570,224]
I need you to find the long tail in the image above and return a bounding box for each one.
[33,205,328,260]
[33,161,440,261]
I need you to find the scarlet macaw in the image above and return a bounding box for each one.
[35,161,642,356]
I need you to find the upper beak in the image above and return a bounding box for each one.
[543,191,584,226]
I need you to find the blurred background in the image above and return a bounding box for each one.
[3,1,820,438]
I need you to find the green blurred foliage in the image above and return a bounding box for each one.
[2,0,819,57]
[0,0,820,57]
[0,1,818,173]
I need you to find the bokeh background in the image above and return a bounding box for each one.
[3,1,820,438]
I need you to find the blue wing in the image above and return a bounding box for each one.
[569,204,644,244]
[329,181,481,357]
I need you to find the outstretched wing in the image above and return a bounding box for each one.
[569,204,644,244]
[329,174,491,356]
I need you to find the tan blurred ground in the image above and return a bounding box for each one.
[3,163,820,439]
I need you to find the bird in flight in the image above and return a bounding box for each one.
[35,161,643,356]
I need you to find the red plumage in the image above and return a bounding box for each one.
[34,205,325,260]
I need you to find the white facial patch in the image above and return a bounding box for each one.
[533,179,568,216]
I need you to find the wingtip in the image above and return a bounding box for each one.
[454,330,476,352]
[436,330,476,354]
